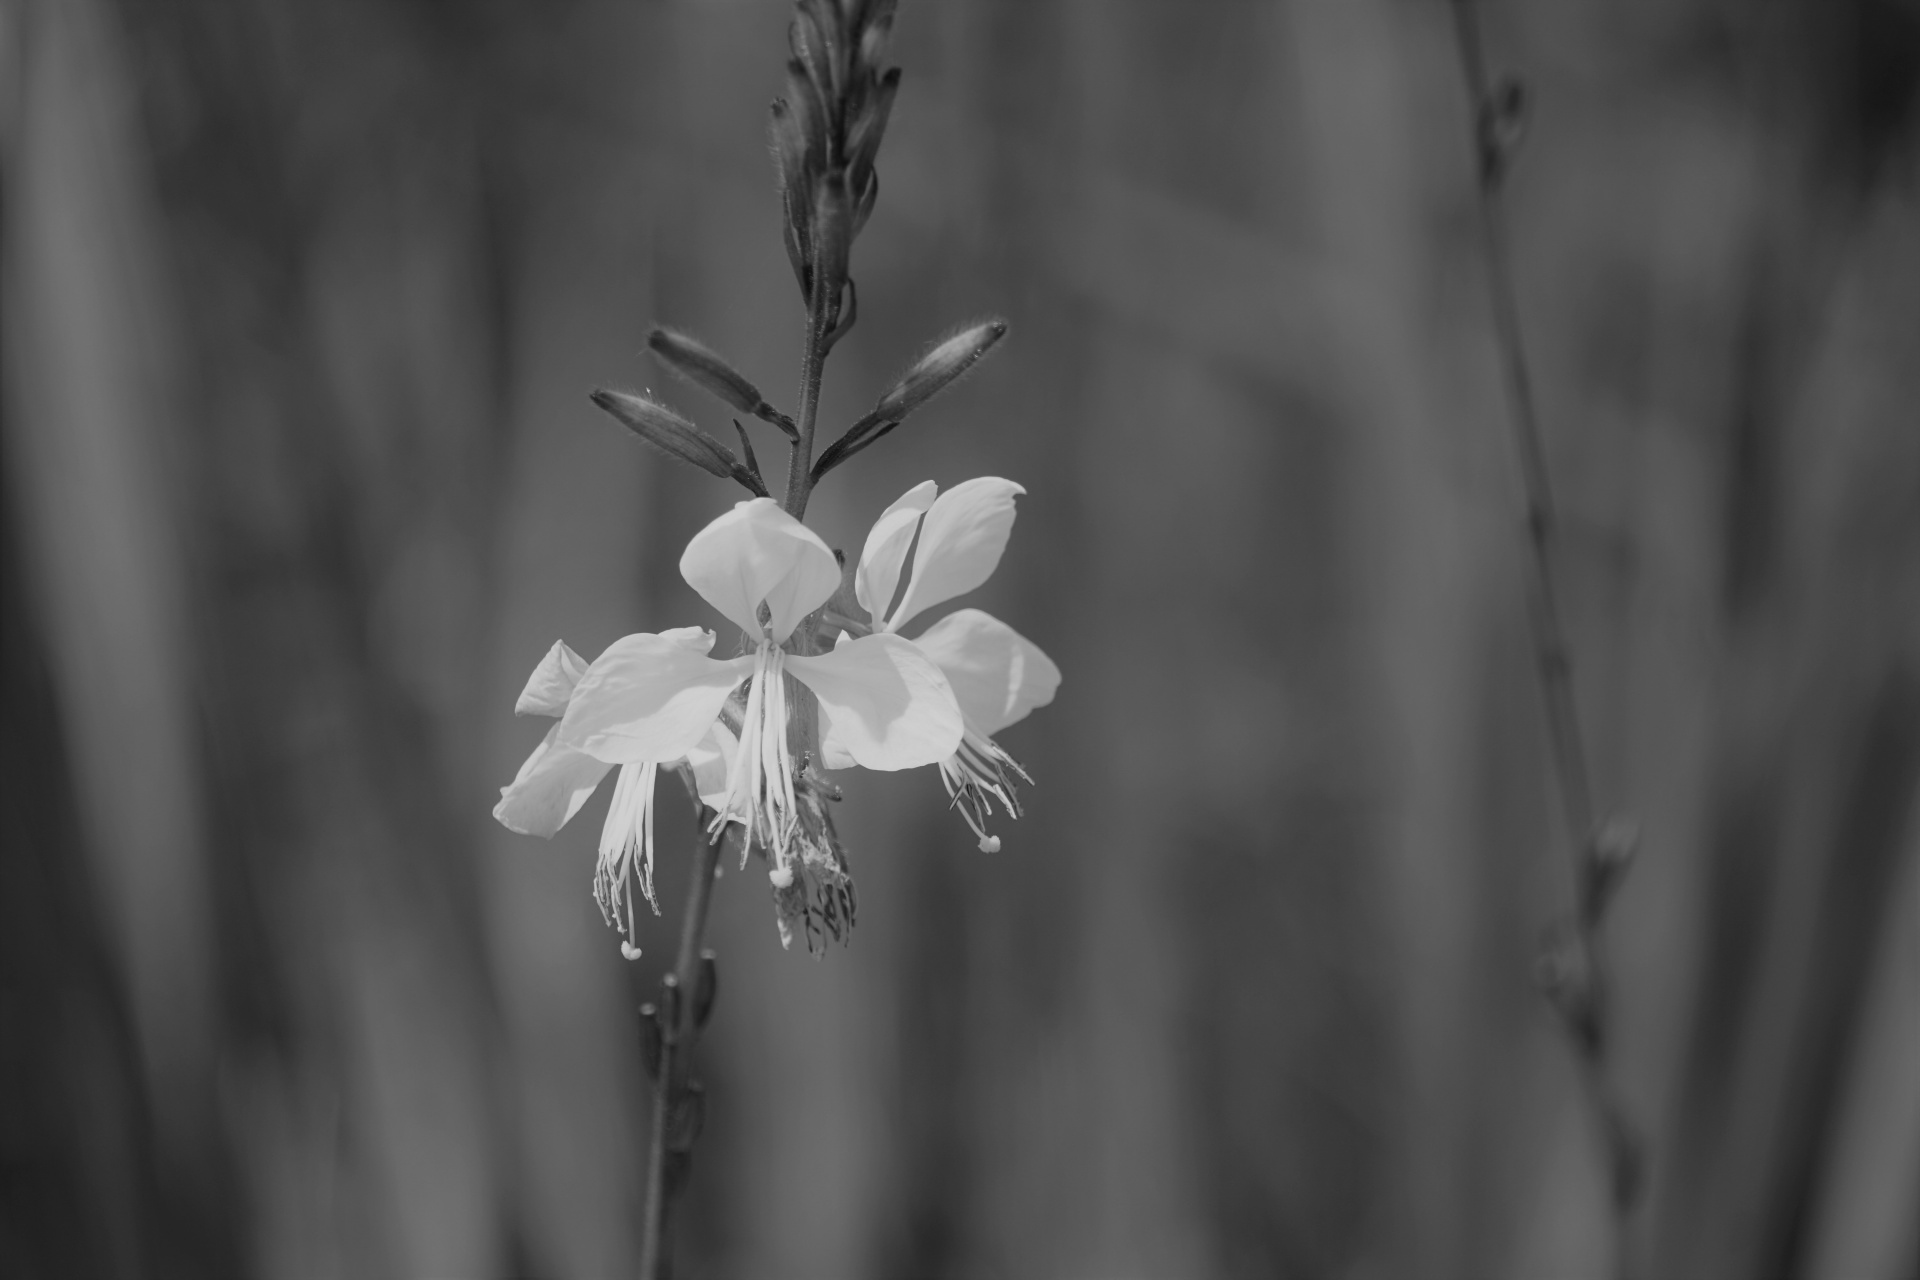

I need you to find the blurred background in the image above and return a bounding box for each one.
[5,0,1918,1276]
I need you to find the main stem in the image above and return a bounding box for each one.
[1446,3,1640,1277]
[781,292,831,519]
[637,827,723,1280]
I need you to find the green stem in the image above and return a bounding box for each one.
[1446,3,1641,1278]
[637,826,723,1280]
[782,296,831,519]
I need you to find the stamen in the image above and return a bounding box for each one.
[595,761,662,953]
[709,642,802,876]
[938,729,1029,849]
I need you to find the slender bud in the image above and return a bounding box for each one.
[810,170,852,322]
[872,319,1006,422]
[590,389,769,497]
[846,67,899,194]
[647,328,775,422]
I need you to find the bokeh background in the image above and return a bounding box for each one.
[6,1,1918,1277]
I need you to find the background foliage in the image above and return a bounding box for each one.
[5,1,1917,1276]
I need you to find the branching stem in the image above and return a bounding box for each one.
[1446,3,1643,1276]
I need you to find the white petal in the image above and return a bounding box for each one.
[514,640,590,717]
[855,480,937,625]
[818,724,857,771]
[685,720,739,809]
[557,630,752,764]
[493,722,613,836]
[909,608,1060,736]
[679,497,842,642]
[816,632,859,769]
[788,632,963,770]
[888,477,1025,631]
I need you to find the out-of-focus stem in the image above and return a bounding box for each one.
[637,827,723,1280]
[1446,3,1643,1278]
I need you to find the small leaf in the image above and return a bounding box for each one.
[730,419,763,489]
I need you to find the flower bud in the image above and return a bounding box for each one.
[846,67,899,194]
[590,389,769,496]
[871,319,1006,422]
[810,170,852,317]
[647,328,776,422]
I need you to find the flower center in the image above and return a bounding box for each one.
[710,641,801,877]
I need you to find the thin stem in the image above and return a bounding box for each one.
[782,294,831,519]
[637,826,724,1280]
[1445,3,1642,1277]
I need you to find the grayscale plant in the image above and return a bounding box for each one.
[487,2,1058,1272]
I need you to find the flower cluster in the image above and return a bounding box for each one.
[495,481,1057,955]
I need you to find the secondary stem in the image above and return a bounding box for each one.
[1445,3,1641,1277]
[637,826,724,1280]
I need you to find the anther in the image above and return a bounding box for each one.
[978,835,1001,853]
[621,941,644,961]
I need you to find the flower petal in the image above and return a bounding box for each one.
[909,608,1060,736]
[557,629,752,764]
[789,632,963,770]
[686,720,738,809]
[493,722,614,836]
[680,497,842,641]
[856,480,937,625]
[816,632,860,770]
[888,477,1025,631]
[514,640,590,717]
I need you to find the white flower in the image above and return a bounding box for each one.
[832,477,1061,849]
[493,634,734,956]
[494,497,964,949]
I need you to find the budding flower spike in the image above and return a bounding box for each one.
[492,2,1055,1271]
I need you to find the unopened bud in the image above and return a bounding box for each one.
[846,67,900,194]
[647,328,779,423]
[810,170,852,316]
[590,389,769,496]
[591,389,730,478]
[872,320,1006,423]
